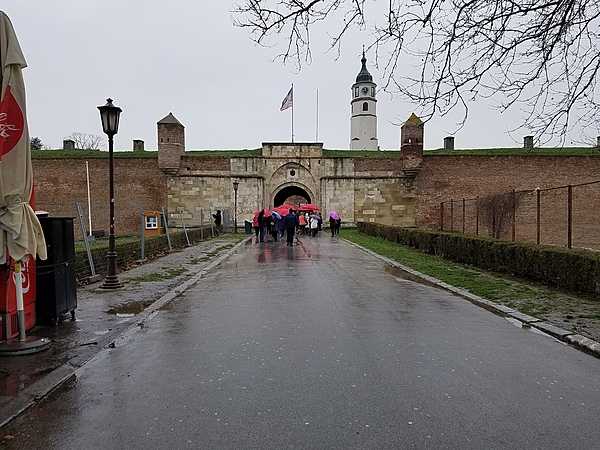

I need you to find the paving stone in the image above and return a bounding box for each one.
[508,311,542,324]
[532,321,574,339]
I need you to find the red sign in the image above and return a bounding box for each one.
[0,86,24,157]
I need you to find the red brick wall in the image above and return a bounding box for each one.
[417,155,600,248]
[33,158,166,239]
[180,156,230,173]
[354,158,404,173]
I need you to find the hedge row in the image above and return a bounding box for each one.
[73,226,222,283]
[357,222,600,296]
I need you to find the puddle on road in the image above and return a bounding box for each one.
[106,299,156,315]
[384,265,445,292]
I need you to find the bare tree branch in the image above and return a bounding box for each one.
[234,0,600,143]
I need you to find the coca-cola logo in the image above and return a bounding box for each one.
[0,87,24,156]
[12,259,31,294]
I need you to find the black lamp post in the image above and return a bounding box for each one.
[233,180,239,233]
[98,98,123,289]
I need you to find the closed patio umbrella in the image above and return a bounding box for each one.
[0,11,47,350]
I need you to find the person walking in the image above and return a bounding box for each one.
[329,216,336,237]
[284,209,298,246]
[335,217,342,236]
[310,215,319,237]
[277,215,286,240]
[252,212,259,242]
[212,210,222,233]
[258,209,266,243]
[298,212,307,235]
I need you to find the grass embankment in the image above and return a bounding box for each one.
[343,229,600,341]
[74,235,139,252]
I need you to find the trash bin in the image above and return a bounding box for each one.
[244,220,252,234]
[36,217,77,325]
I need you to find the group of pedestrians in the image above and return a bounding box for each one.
[252,208,341,246]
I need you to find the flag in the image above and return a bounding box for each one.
[280,86,293,111]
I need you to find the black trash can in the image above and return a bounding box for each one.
[244,220,252,235]
[36,217,77,325]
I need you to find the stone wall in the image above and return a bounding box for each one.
[354,178,417,226]
[33,157,166,239]
[417,155,600,248]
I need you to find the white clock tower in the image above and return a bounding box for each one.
[350,50,378,150]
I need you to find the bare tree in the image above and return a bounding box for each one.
[67,132,103,150]
[234,1,600,142]
[477,192,523,239]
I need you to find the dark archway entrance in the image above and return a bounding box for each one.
[273,185,311,207]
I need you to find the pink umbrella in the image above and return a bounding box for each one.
[329,211,340,220]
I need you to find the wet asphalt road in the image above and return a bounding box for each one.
[3,236,600,449]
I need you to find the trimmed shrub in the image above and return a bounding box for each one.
[74,226,221,283]
[357,222,600,296]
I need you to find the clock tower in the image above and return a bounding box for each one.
[350,50,378,150]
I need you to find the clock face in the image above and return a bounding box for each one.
[361,87,369,95]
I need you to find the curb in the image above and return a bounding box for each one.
[343,238,600,360]
[0,236,251,430]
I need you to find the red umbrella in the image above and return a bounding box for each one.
[298,203,320,212]
[273,203,294,216]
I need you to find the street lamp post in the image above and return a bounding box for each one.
[98,98,123,289]
[233,180,239,233]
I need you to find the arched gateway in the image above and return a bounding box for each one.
[273,184,312,207]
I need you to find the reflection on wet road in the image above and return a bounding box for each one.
[3,236,600,449]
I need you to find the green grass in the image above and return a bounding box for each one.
[34,146,600,160]
[322,149,403,158]
[185,149,262,157]
[75,235,139,252]
[32,150,158,159]
[343,229,600,340]
[423,147,600,156]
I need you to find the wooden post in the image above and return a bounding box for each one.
[200,209,204,241]
[536,188,540,245]
[511,189,516,242]
[475,197,479,236]
[462,198,466,234]
[567,185,573,249]
[440,202,444,231]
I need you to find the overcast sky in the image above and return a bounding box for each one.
[2,1,586,151]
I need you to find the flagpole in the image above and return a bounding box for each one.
[291,83,295,143]
[315,88,319,142]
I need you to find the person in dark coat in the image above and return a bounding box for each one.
[284,210,299,246]
[329,216,336,237]
[212,210,222,233]
[335,217,342,235]
[258,210,266,243]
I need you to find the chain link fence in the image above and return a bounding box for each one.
[439,180,600,251]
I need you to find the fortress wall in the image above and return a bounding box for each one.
[354,158,404,174]
[354,179,417,227]
[180,156,230,173]
[321,178,355,222]
[33,158,166,239]
[417,155,600,248]
[167,176,232,226]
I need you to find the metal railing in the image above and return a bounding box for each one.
[439,180,600,250]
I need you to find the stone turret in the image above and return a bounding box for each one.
[158,112,185,174]
[400,113,424,170]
